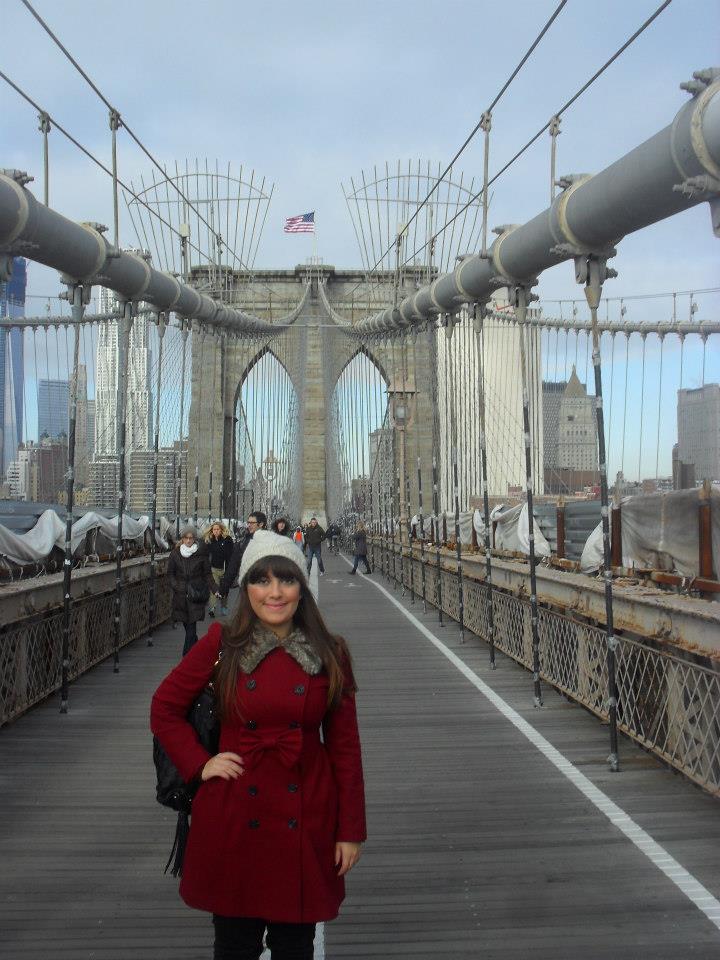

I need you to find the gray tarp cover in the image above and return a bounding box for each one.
[579,488,720,577]
[0,509,168,565]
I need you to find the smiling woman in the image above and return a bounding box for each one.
[151,529,366,960]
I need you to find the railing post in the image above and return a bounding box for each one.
[556,499,566,560]
[427,319,443,625]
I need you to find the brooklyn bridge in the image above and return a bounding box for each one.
[1,1,719,957]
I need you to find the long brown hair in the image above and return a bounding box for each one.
[214,555,354,721]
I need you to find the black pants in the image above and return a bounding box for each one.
[182,621,198,656]
[213,915,315,960]
[351,554,371,573]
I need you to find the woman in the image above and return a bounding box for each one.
[204,522,234,617]
[348,521,371,575]
[151,530,366,960]
[167,525,216,655]
[271,516,291,538]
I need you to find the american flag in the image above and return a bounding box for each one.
[284,212,315,234]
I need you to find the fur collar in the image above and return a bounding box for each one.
[238,623,323,676]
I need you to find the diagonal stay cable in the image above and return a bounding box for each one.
[347,0,569,299]
[18,0,274,294]
[0,68,217,267]
[393,0,674,278]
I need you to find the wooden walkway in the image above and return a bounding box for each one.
[2,553,720,958]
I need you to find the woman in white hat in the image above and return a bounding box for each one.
[152,530,366,959]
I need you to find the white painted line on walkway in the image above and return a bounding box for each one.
[349,556,720,935]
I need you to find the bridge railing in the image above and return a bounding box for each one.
[370,538,720,797]
[0,562,171,727]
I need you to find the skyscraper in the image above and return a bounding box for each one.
[0,257,26,475]
[557,367,597,473]
[677,384,720,483]
[38,379,70,439]
[94,286,152,456]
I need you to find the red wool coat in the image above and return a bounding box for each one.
[150,622,366,923]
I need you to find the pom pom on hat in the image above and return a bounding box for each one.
[239,529,308,585]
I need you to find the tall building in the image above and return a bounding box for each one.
[128,445,188,516]
[557,367,598,474]
[38,379,70,439]
[94,286,152,456]
[92,286,153,506]
[71,364,90,486]
[677,384,720,483]
[10,438,68,503]
[542,380,566,472]
[0,257,26,475]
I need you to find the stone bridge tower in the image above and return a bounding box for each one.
[186,266,435,526]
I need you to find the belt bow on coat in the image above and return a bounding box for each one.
[242,726,303,768]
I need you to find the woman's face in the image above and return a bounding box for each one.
[277,520,286,532]
[211,524,222,538]
[182,533,195,547]
[247,571,301,636]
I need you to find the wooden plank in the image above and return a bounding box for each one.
[0,554,718,959]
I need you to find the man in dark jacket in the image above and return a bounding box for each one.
[304,517,326,575]
[218,511,267,598]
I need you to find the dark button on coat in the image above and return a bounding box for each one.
[150,622,366,924]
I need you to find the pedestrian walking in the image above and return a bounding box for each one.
[218,511,267,601]
[304,517,326,575]
[293,526,305,549]
[151,530,366,960]
[348,521,372,575]
[204,522,234,617]
[271,516,292,538]
[326,522,341,555]
[167,525,216,655]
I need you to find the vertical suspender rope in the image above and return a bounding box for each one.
[473,303,497,668]
[147,311,164,647]
[514,286,543,708]
[218,332,226,521]
[59,282,85,713]
[208,331,218,526]
[194,328,205,526]
[427,319,444,625]
[175,320,188,538]
[581,256,620,772]
[113,299,133,675]
[400,336,415,602]
[411,330,427,612]
[446,315,465,642]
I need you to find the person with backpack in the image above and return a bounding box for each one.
[151,530,366,960]
[167,525,216,655]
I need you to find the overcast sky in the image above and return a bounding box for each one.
[2,0,719,313]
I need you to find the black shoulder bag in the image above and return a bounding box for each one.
[153,651,222,876]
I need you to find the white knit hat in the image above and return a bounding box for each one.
[239,529,308,585]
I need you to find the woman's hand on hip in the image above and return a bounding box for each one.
[201,752,244,782]
[335,841,362,876]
